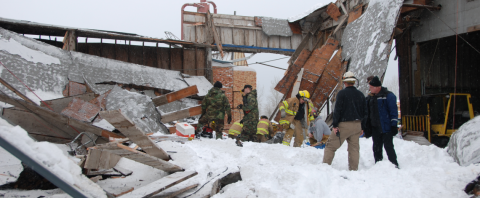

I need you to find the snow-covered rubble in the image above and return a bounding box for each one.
[0,118,106,198]
[448,116,480,166]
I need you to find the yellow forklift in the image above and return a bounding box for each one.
[402,93,474,147]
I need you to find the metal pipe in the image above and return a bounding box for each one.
[207,1,218,14]
[402,3,442,10]
[181,3,205,40]
[0,136,90,198]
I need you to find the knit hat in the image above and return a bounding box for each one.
[214,81,223,88]
[369,76,382,87]
[242,84,253,92]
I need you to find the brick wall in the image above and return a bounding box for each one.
[212,66,256,132]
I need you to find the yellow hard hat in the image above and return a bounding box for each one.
[299,90,311,99]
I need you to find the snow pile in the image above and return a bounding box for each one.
[25,90,64,105]
[184,76,213,97]
[106,86,166,134]
[159,137,480,197]
[448,116,480,166]
[0,37,60,65]
[259,17,293,37]
[0,118,106,198]
[341,0,403,95]
[288,1,331,22]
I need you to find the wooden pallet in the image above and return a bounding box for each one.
[99,110,170,161]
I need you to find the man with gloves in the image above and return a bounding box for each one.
[279,90,315,147]
[237,85,259,142]
[197,81,232,139]
[364,76,400,168]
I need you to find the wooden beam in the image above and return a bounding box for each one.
[152,85,199,107]
[95,143,184,173]
[62,30,77,51]
[467,24,480,33]
[151,184,199,198]
[40,93,96,113]
[332,14,348,35]
[0,77,36,105]
[161,106,202,123]
[208,11,224,58]
[122,171,198,198]
[99,110,170,161]
[0,92,125,139]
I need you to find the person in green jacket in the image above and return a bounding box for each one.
[237,85,259,142]
[197,81,232,139]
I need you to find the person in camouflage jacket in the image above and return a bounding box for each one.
[197,81,232,139]
[237,85,259,142]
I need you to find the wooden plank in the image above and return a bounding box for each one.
[212,13,255,21]
[233,29,245,45]
[99,110,170,161]
[348,4,363,24]
[320,15,347,31]
[151,184,199,198]
[279,36,291,49]
[0,92,125,139]
[195,26,206,43]
[275,49,312,94]
[256,30,269,48]
[113,166,133,176]
[41,93,96,113]
[122,171,198,198]
[183,24,196,43]
[196,49,206,76]
[28,134,71,144]
[302,37,339,83]
[332,14,348,35]
[220,27,233,45]
[244,29,256,46]
[268,35,280,49]
[62,30,77,51]
[98,149,122,170]
[149,135,189,143]
[311,49,345,108]
[161,106,202,123]
[326,3,342,21]
[84,149,103,169]
[183,49,196,76]
[95,143,184,173]
[288,33,312,65]
[152,85,199,107]
[2,107,77,139]
[290,34,303,50]
[467,24,480,33]
[208,11,224,58]
[0,77,36,105]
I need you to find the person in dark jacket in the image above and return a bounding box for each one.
[323,71,366,171]
[364,76,399,168]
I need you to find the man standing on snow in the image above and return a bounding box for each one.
[364,76,399,168]
[323,71,366,171]
[237,85,259,142]
[197,81,232,139]
[279,90,315,147]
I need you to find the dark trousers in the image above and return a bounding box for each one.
[372,131,398,166]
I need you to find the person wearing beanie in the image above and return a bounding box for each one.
[236,84,259,142]
[214,81,223,88]
[323,71,366,171]
[364,76,400,168]
[197,81,232,139]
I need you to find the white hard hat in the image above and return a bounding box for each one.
[342,71,356,82]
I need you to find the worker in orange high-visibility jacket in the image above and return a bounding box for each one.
[256,115,274,142]
[279,90,315,147]
[228,120,243,139]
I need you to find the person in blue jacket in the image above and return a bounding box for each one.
[364,76,399,168]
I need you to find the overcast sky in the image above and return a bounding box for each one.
[1,0,398,113]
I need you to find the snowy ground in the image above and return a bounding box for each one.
[1,117,480,197]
